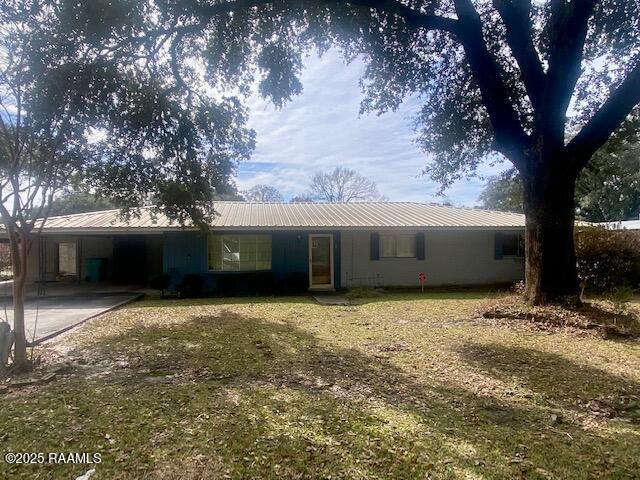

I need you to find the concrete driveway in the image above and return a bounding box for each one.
[1,282,142,344]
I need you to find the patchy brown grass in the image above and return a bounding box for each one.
[481,295,640,338]
[1,292,639,479]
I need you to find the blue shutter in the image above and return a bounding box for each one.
[494,232,504,260]
[415,232,425,260]
[370,232,380,261]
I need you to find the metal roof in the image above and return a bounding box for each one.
[24,202,526,233]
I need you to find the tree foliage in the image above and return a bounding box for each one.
[480,142,640,221]
[0,0,255,368]
[243,184,284,202]
[48,191,116,216]
[1,0,255,226]
[576,142,640,222]
[478,168,523,213]
[63,0,636,185]
[309,167,384,202]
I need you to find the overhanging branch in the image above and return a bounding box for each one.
[452,0,530,164]
[493,0,545,110]
[567,62,640,165]
[545,0,596,136]
[343,0,460,34]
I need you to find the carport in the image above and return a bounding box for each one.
[32,233,163,288]
[1,281,143,344]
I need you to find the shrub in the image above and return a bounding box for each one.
[249,272,277,295]
[149,273,172,297]
[216,275,238,296]
[575,226,640,294]
[279,272,308,294]
[176,274,205,298]
[512,280,525,295]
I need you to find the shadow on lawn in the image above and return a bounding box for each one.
[48,310,640,479]
[132,294,318,308]
[347,289,499,304]
[458,343,640,420]
[133,289,497,308]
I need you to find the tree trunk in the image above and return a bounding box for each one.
[522,163,580,306]
[9,230,29,370]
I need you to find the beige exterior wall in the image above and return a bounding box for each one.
[341,229,524,287]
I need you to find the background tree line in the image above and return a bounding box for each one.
[242,167,386,203]
[52,167,386,211]
[480,140,640,222]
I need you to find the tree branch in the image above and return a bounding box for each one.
[492,0,545,110]
[181,0,461,37]
[343,0,460,34]
[452,0,530,163]
[169,28,189,94]
[567,62,640,165]
[544,0,596,141]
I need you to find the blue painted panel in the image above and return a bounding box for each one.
[272,231,308,277]
[163,232,206,285]
[162,230,342,292]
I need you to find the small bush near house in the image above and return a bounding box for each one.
[149,273,172,297]
[249,272,277,295]
[278,272,308,294]
[575,227,640,294]
[217,275,240,296]
[176,274,205,298]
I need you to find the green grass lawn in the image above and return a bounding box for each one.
[1,292,639,479]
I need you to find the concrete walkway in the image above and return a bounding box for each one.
[312,294,350,306]
[0,282,143,344]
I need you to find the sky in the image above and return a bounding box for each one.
[237,49,507,205]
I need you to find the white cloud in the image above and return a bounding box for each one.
[237,49,503,205]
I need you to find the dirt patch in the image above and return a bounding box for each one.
[578,395,640,421]
[480,297,640,338]
[150,455,228,480]
[363,341,414,353]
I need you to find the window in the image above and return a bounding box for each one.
[208,234,272,271]
[501,233,524,257]
[379,234,416,258]
[58,242,77,276]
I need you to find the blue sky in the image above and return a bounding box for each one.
[237,49,506,205]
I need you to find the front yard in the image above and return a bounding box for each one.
[1,292,639,479]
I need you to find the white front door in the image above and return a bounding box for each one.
[308,234,334,289]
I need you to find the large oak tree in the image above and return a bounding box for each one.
[93,0,640,305]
